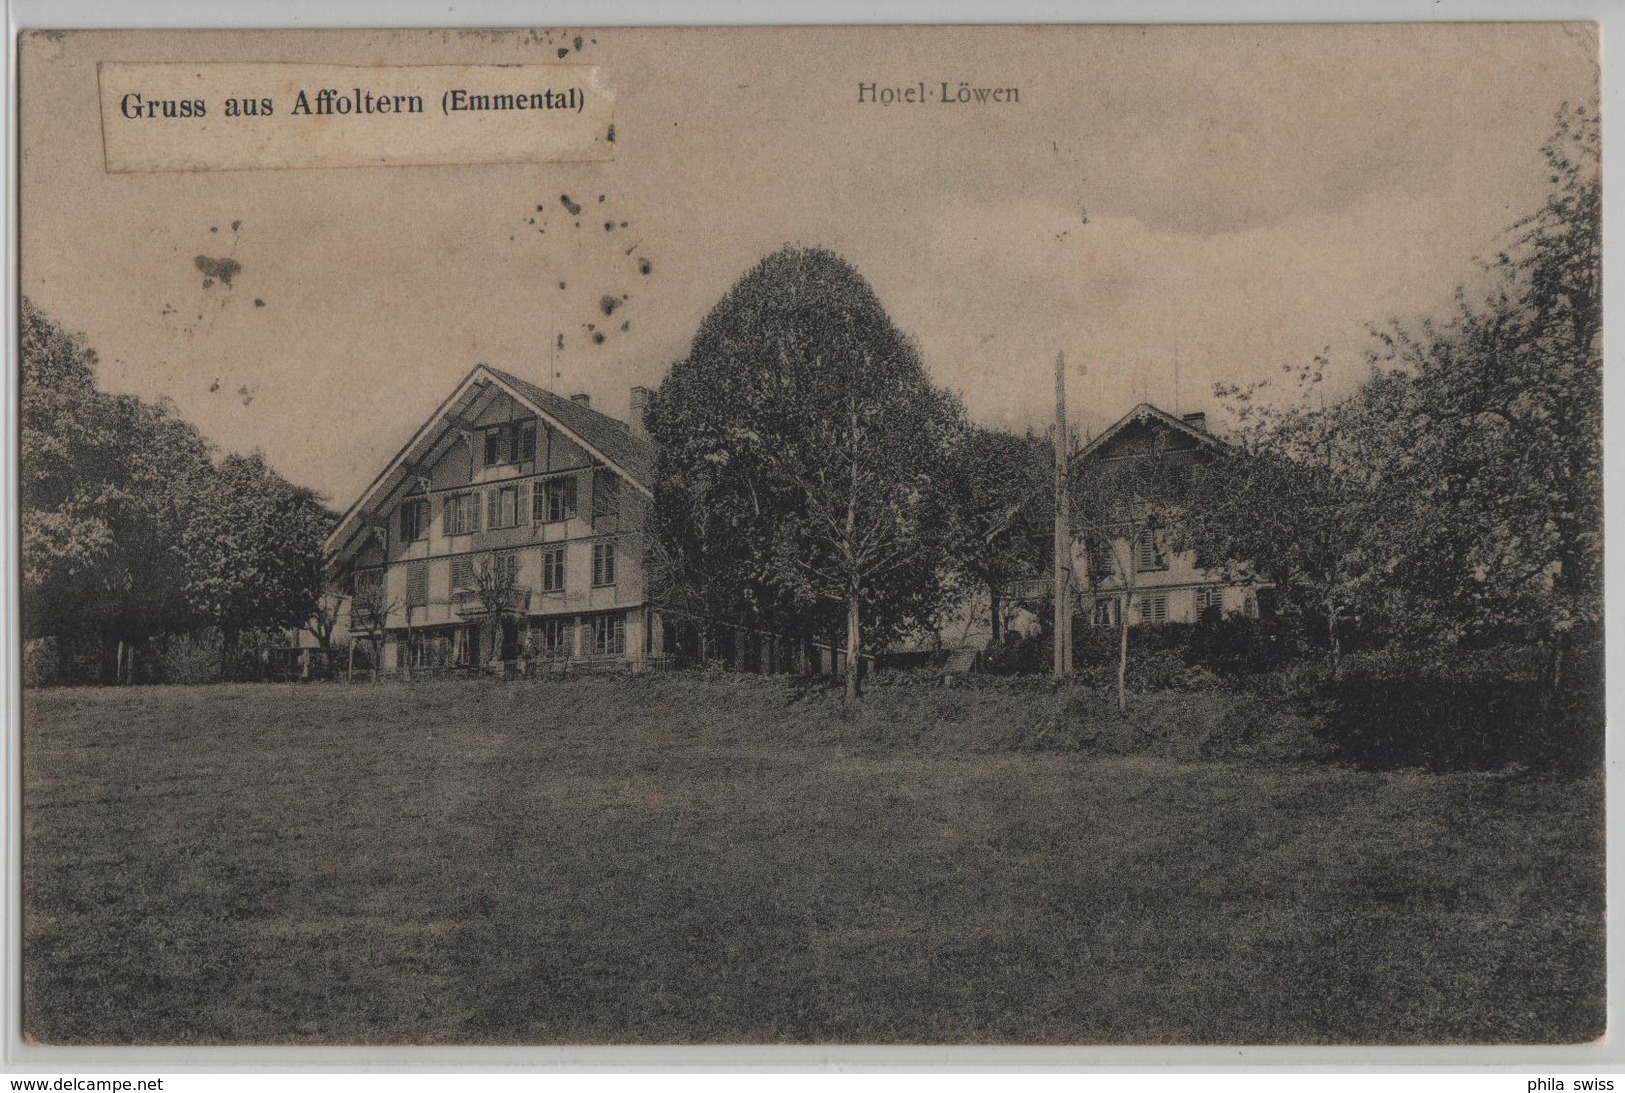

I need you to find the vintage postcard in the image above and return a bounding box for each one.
[15,24,1603,1048]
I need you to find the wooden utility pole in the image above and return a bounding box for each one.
[1053,351,1073,680]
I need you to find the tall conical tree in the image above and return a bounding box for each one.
[648,246,966,698]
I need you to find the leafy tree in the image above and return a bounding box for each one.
[1365,101,1600,674]
[1193,103,1601,689]
[21,298,213,677]
[649,246,967,699]
[944,426,1052,646]
[182,452,332,678]
[1185,358,1392,677]
[642,433,761,666]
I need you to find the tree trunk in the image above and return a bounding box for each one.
[1326,598,1342,680]
[1117,592,1130,714]
[845,583,861,704]
[989,585,1003,646]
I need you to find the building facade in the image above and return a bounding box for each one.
[1073,403,1262,628]
[323,364,664,674]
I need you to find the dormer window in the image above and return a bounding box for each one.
[482,419,537,467]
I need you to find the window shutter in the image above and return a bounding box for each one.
[593,470,621,520]
[516,486,529,526]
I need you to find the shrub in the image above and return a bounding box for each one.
[23,638,64,688]
[981,631,1048,676]
[1314,644,1602,772]
[148,630,225,685]
[22,634,106,686]
[1185,613,1296,679]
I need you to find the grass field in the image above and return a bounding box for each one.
[22,675,1605,1045]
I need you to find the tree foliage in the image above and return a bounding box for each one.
[1186,358,1392,673]
[182,452,333,673]
[647,246,968,697]
[1365,102,1601,655]
[1192,103,1601,679]
[944,425,1052,645]
[21,298,213,656]
[22,298,334,682]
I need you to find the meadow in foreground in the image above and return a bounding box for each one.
[22,675,1605,1044]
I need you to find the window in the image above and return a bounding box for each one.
[450,555,474,592]
[593,469,621,521]
[353,567,384,597]
[482,420,538,467]
[535,476,578,524]
[535,617,572,658]
[592,541,617,587]
[487,485,522,529]
[398,498,429,542]
[406,561,429,608]
[410,631,453,669]
[1135,528,1168,572]
[1093,598,1117,627]
[1136,592,1168,626]
[1195,586,1223,619]
[443,492,481,536]
[487,551,519,586]
[592,614,625,656]
[541,548,566,592]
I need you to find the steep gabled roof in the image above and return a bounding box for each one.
[484,366,656,489]
[1077,402,1231,461]
[324,363,657,563]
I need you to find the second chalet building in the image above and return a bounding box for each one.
[324,364,663,673]
[998,403,1263,634]
[1073,402,1262,627]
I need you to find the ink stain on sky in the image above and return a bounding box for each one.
[194,255,242,287]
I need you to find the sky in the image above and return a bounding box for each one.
[20,24,1598,508]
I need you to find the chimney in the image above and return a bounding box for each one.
[1182,411,1208,433]
[571,392,591,407]
[629,385,651,437]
